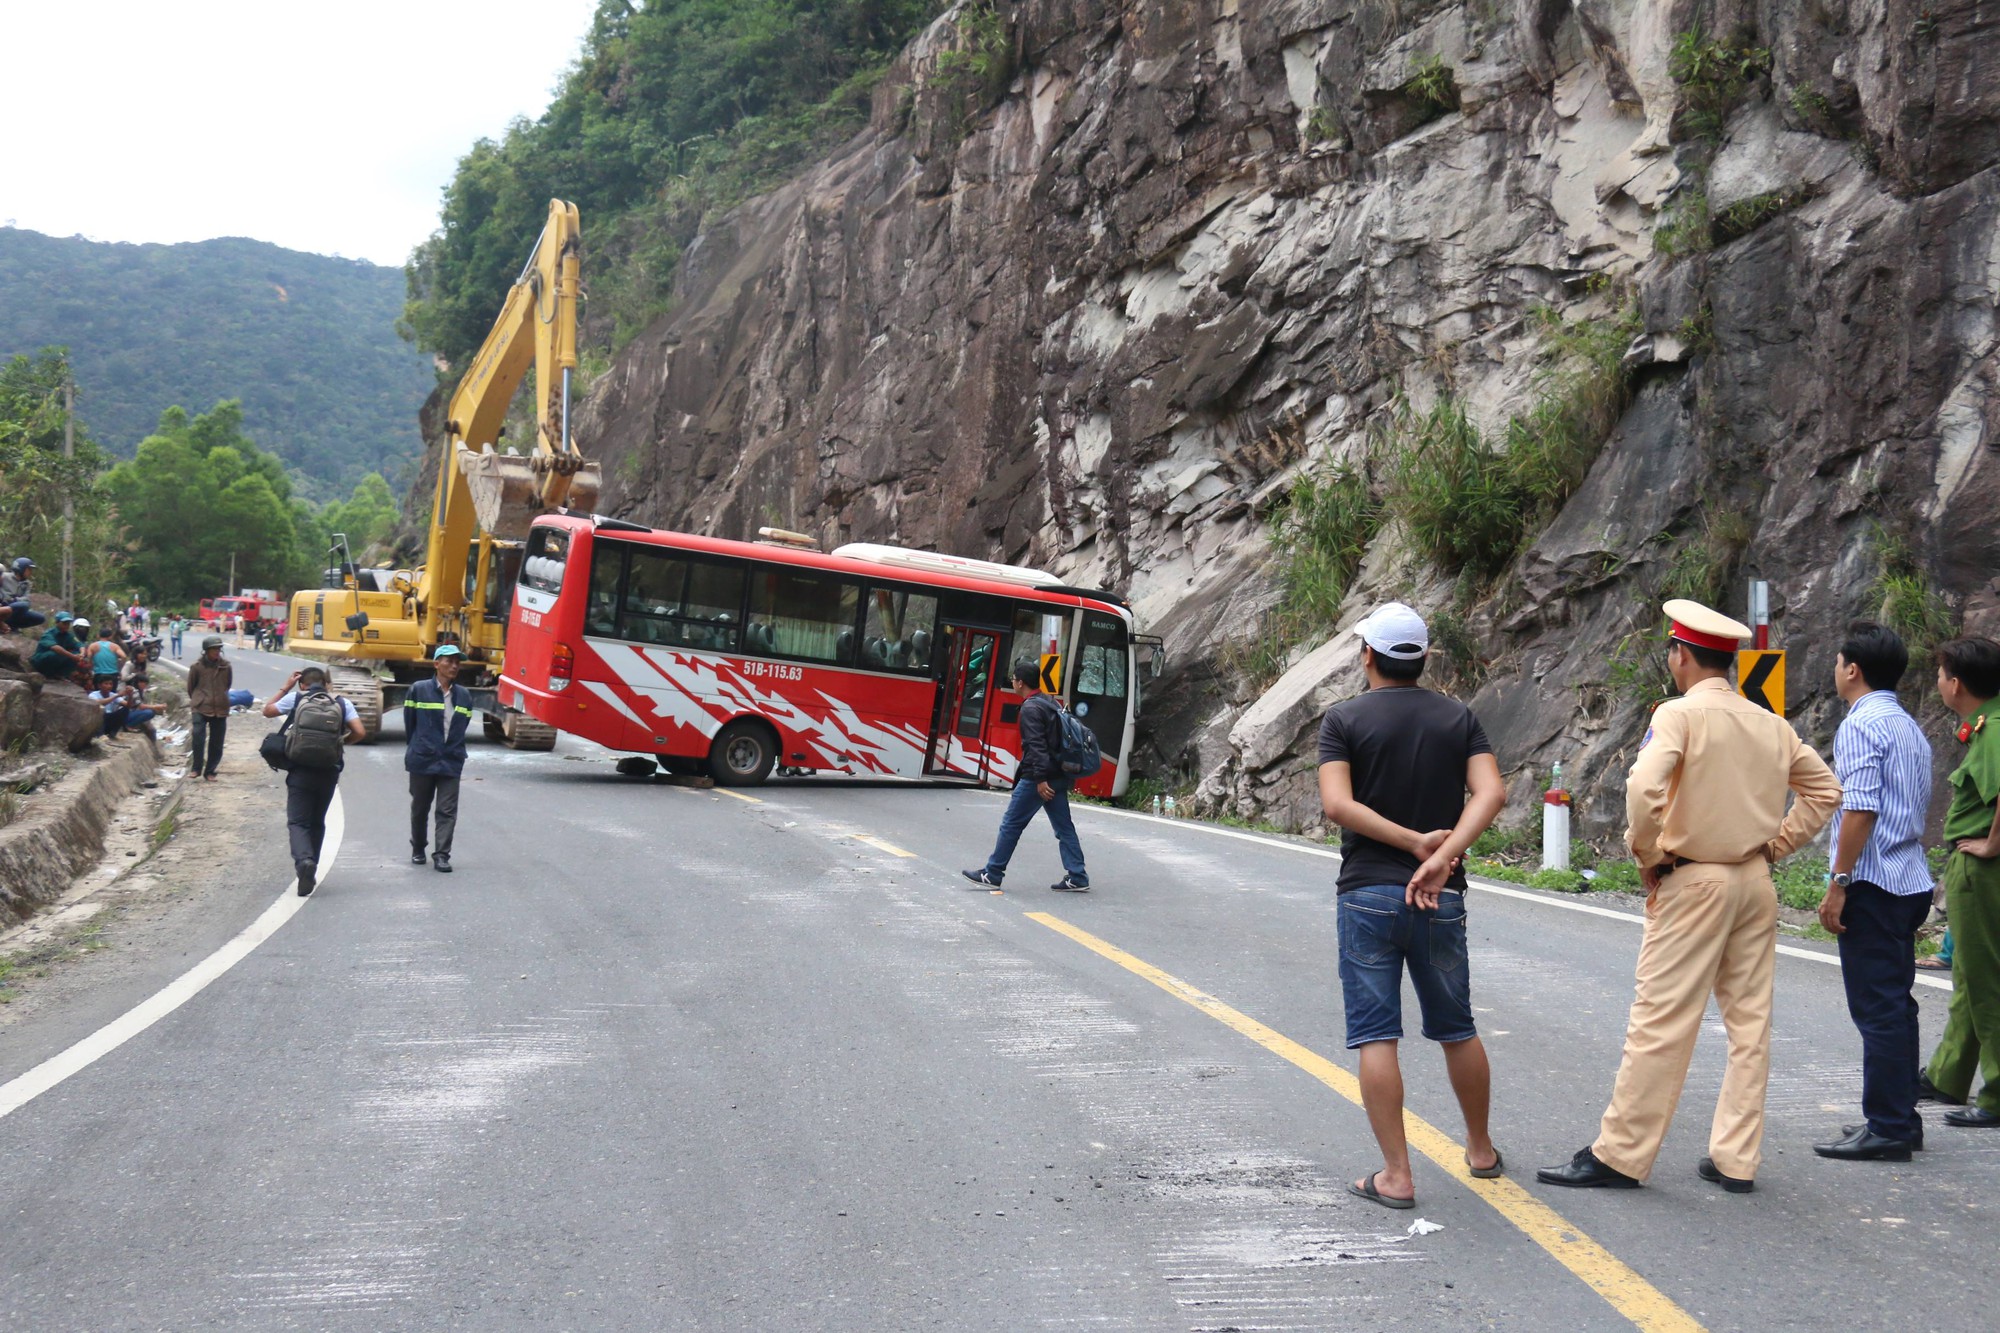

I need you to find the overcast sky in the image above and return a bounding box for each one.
[1,0,602,268]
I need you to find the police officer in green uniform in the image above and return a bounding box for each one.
[1923,637,2000,1127]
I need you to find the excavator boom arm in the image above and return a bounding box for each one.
[421,199,599,650]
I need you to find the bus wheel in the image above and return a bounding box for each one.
[710,720,776,786]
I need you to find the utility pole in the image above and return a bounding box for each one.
[228,550,236,596]
[61,373,75,607]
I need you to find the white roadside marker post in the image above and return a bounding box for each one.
[1542,761,1571,872]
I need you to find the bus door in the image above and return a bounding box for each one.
[926,624,1003,782]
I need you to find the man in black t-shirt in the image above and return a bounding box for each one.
[1318,602,1507,1209]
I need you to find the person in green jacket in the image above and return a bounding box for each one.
[1923,637,2000,1127]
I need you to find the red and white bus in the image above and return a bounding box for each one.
[499,514,1147,795]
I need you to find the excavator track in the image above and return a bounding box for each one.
[330,665,385,743]
[498,709,557,751]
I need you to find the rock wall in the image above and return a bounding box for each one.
[567,0,1999,833]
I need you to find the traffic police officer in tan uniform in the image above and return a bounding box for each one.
[1539,600,1842,1193]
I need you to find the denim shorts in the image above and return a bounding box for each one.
[1337,883,1476,1049]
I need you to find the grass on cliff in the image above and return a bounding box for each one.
[1870,525,1957,656]
[1387,301,1640,581]
[1668,26,1771,144]
[1224,463,1384,688]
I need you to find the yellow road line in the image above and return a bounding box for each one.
[715,789,762,803]
[852,834,916,858]
[1026,911,1704,1333]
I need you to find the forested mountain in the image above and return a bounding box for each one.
[0,227,433,499]
[402,0,951,366]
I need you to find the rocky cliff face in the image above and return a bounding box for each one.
[571,0,2000,834]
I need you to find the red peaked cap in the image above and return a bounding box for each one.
[1669,619,1742,652]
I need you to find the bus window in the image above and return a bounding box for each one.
[622,548,688,645]
[619,546,746,651]
[522,528,568,594]
[956,636,994,736]
[862,587,938,673]
[586,545,621,637]
[747,568,860,665]
[684,560,748,650]
[1070,611,1130,757]
[1010,605,1069,684]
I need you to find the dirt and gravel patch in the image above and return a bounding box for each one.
[0,708,299,1073]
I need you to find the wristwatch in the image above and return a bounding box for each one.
[1829,872,1853,888]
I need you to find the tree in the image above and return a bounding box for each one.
[320,471,400,558]
[0,347,124,612]
[103,400,308,604]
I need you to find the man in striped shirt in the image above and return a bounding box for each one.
[1814,622,1935,1161]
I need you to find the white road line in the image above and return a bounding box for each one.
[1062,800,1952,992]
[0,790,345,1120]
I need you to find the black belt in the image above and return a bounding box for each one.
[1655,857,1695,878]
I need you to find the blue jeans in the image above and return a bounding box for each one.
[3,601,45,631]
[1337,884,1476,1049]
[101,706,155,737]
[984,780,1087,884]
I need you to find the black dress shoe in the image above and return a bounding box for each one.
[1917,1072,1966,1105]
[296,859,316,897]
[1843,1122,1924,1151]
[1815,1125,1915,1161]
[1696,1157,1755,1192]
[411,849,427,865]
[433,852,453,874]
[1536,1148,1641,1189]
[1943,1106,2000,1128]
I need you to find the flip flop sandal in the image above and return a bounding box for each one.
[1466,1149,1505,1179]
[1915,957,1952,972]
[1348,1170,1416,1210]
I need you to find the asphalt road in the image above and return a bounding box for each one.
[0,678,1990,1332]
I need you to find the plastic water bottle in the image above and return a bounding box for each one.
[1151,793,1163,817]
[1164,794,1177,819]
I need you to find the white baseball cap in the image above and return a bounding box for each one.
[1353,602,1428,660]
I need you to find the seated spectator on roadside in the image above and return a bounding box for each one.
[31,613,89,683]
[1,556,46,632]
[88,674,157,741]
[127,672,159,739]
[87,624,127,679]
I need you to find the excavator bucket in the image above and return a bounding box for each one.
[459,449,601,538]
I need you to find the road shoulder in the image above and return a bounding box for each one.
[0,708,298,1083]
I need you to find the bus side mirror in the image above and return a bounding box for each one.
[1149,649,1167,680]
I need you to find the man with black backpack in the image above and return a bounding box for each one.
[263,665,366,897]
[962,658,1091,893]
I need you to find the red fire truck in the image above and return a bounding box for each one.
[198,591,287,629]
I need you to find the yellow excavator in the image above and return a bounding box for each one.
[286,199,600,747]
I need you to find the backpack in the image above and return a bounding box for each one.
[1052,700,1103,778]
[285,688,346,770]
